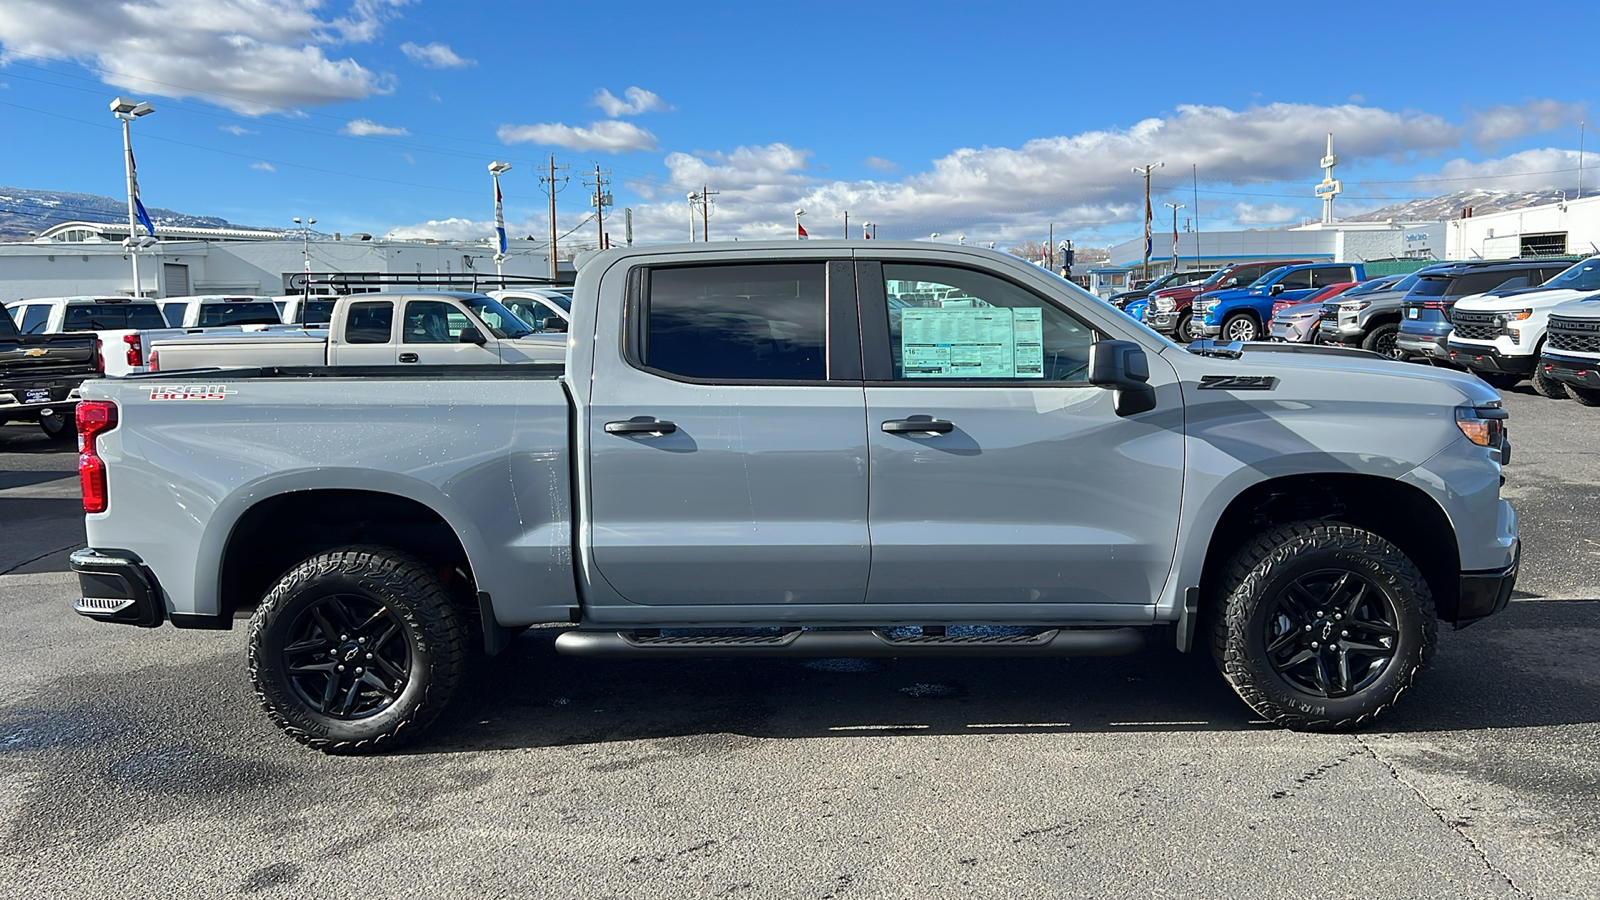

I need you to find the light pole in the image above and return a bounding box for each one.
[1163,202,1185,272]
[930,232,940,242]
[111,97,154,297]
[795,209,806,240]
[688,192,699,241]
[1132,161,1164,281]
[292,217,317,301]
[488,161,512,283]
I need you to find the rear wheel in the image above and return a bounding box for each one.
[249,546,468,754]
[1530,345,1568,399]
[1361,323,1403,359]
[1210,522,1436,731]
[1222,313,1259,343]
[38,409,76,443]
[1477,372,1522,390]
[1566,384,1600,406]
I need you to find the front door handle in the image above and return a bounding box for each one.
[881,417,954,434]
[398,352,419,363]
[605,417,678,436]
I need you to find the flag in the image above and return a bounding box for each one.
[862,224,870,240]
[129,149,155,237]
[797,221,809,239]
[1172,230,1179,262]
[1042,243,1051,267]
[493,179,507,256]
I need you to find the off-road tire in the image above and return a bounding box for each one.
[1566,383,1600,406]
[249,546,467,754]
[38,409,76,443]
[1222,313,1259,343]
[1477,371,1522,390]
[1209,522,1436,731]
[1531,344,1568,399]
[1361,323,1402,359]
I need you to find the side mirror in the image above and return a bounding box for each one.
[1088,340,1157,417]
[542,318,568,333]
[1225,277,1240,287]
[459,325,488,346]
[1269,284,1285,296]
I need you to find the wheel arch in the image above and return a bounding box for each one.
[1196,472,1462,625]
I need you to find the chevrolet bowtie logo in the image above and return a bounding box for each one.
[23,348,48,357]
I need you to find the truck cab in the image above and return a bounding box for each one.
[1539,294,1600,405]
[1446,256,1600,396]
[4,296,170,376]
[1197,263,1364,343]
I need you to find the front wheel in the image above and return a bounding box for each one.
[1175,311,1196,343]
[1566,383,1600,406]
[1221,313,1259,343]
[249,546,468,754]
[1210,522,1436,731]
[1361,323,1403,359]
[1531,348,1569,399]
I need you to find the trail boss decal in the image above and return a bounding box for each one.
[142,384,238,401]
[1198,375,1279,391]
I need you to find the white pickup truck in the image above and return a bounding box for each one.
[146,291,567,370]
[6,296,170,376]
[1446,256,1600,396]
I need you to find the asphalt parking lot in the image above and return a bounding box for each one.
[1,385,1596,899]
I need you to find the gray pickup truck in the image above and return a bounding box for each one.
[71,242,1519,753]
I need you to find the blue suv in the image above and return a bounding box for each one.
[1197,262,1364,342]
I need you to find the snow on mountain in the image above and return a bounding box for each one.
[0,187,278,240]
[1341,189,1573,223]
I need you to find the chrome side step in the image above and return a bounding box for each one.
[554,627,1144,659]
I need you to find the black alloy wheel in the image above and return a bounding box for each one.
[1260,570,1399,699]
[1362,323,1402,360]
[283,594,411,720]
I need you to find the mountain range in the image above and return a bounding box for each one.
[0,187,276,240]
[1340,188,1574,224]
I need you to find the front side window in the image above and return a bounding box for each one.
[459,296,533,339]
[642,263,827,381]
[882,263,1096,383]
[19,305,50,335]
[403,300,474,344]
[345,301,394,344]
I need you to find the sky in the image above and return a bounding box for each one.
[0,0,1596,255]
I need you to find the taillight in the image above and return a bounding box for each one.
[124,333,143,368]
[77,401,118,514]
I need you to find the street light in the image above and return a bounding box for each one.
[292,217,317,301]
[688,192,700,241]
[795,209,806,240]
[930,232,940,241]
[488,161,512,282]
[111,97,154,297]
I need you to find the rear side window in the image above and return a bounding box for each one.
[63,303,168,330]
[1447,270,1536,297]
[345,301,394,344]
[19,305,51,335]
[197,301,282,327]
[1310,267,1354,287]
[642,263,827,381]
[1277,269,1314,290]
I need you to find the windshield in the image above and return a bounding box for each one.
[1445,270,1537,298]
[1248,267,1290,289]
[1339,276,1398,298]
[461,296,534,339]
[1543,257,1600,292]
[542,293,572,311]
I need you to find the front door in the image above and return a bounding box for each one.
[859,260,1183,610]
[585,258,870,606]
[398,298,502,365]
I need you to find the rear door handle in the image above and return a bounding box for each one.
[605,417,678,436]
[398,352,419,363]
[881,417,954,434]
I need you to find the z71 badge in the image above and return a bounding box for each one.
[142,384,238,401]
[1198,375,1279,391]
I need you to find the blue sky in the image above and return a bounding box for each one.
[0,0,1596,252]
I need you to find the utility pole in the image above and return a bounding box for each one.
[1579,121,1587,201]
[539,154,569,281]
[586,164,613,250]
[1048,222,1054,269]
[1164,202,1185,271]
[700,183,718,241]
[844,210,849,239]
[1131,161,1164,282]
[1192,163,1201,270]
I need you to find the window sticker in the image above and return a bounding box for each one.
[901,307,1043,378]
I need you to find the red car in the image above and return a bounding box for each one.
[1271,281,1356,317]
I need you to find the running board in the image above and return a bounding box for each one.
[553,628,1144,659]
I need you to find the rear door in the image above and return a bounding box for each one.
[330,299,401,365]
[858,258,1183,610]
[584,256,871,606]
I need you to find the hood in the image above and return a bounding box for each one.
[1454,287,1589,312]
[1200,288,1259,303]
[1549,296,1600,318]
[1173,341,1498,404]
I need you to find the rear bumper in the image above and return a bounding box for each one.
[1395,331,1449,359]
[1447,341,1535,375]
[71,548,164,627]
[1541,352,1600,388]
[1456,542,1519,628]
[0,383,82,420]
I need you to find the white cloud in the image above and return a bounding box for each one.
[496,120,657,153]
[250,161,275,172]
[343,117,408,136]
[1425,148,1586,192]
[1232,202,1302,225]
[400,40,472,68]
[219,124,256,135]
[593,86,670,117]
[0,0,401,115]
[864,156,899,173]
[1467,100,1586,146]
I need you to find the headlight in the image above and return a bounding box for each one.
[1341,300,1371,311]
[1456,404,1507,449]
[1495,309,1533,329]
[1155,298,1174,311]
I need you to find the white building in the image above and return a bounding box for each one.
[0,222,570,303]
[1444,193,1600,260]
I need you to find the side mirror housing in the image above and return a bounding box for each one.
[1269,284,1285,296]
[459,325,488,346]
[1089,340,1157,417]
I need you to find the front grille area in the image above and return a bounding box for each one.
[1548,316,1600,354]
[1319,305,1337,321]
[1451,310,1501,342]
